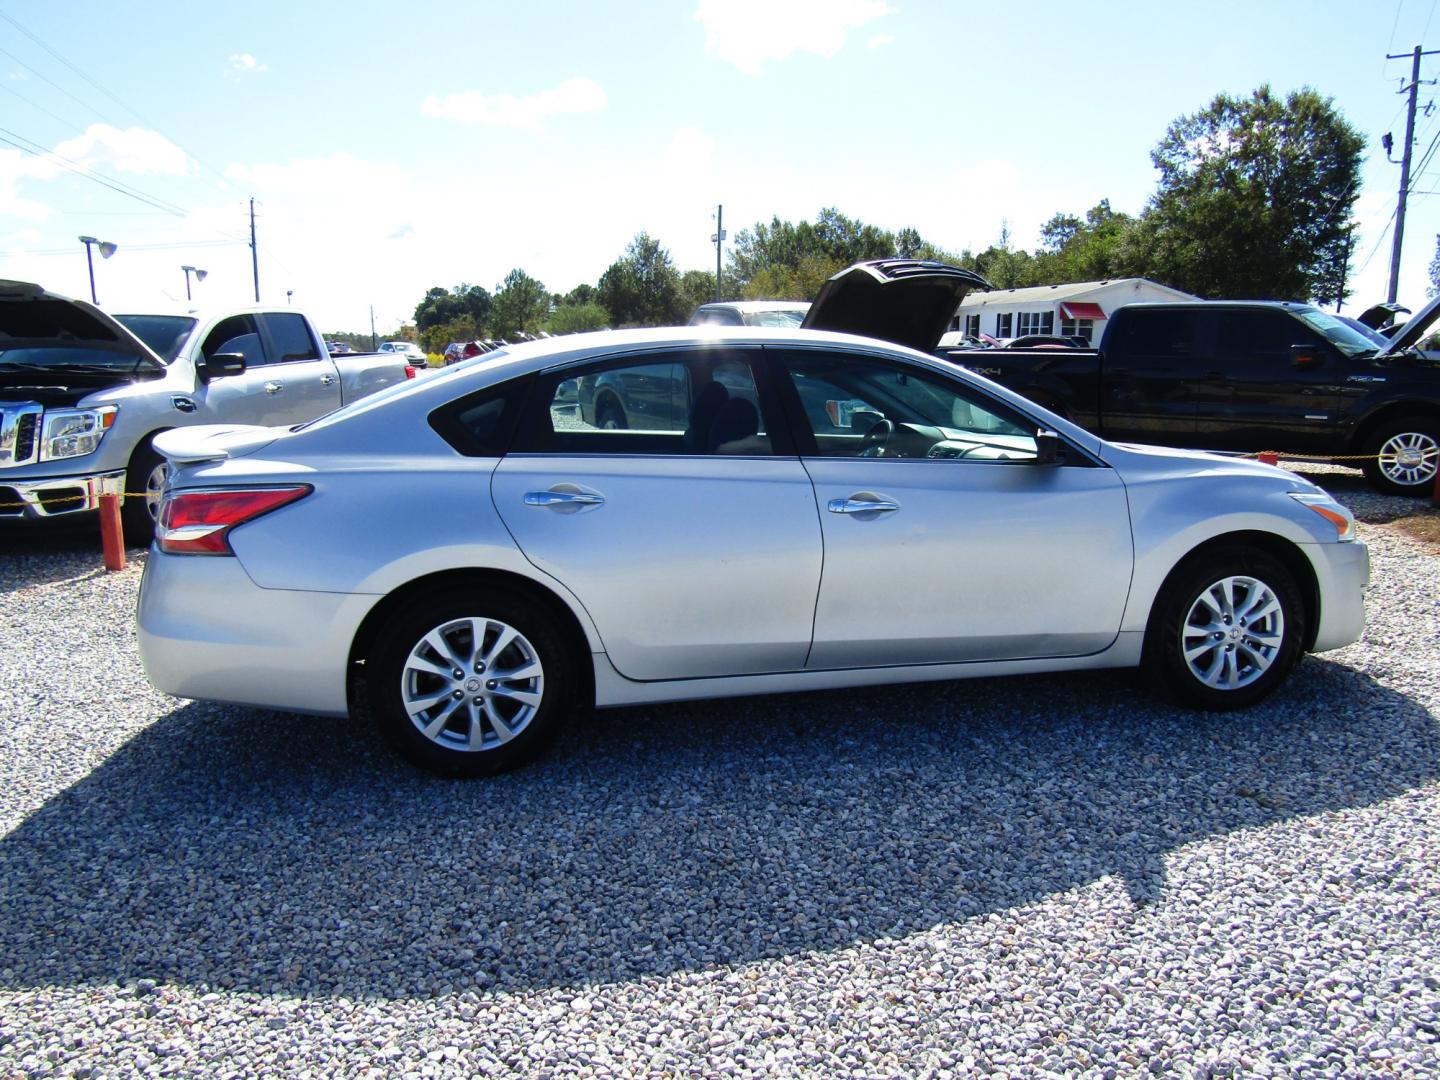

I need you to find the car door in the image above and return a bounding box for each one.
[1099,307,1201,441]
[1189,308,1343,452]
[771,347,1134,669]
[191,314,271,424]
[252,312,344,424]
[491,346,822,681]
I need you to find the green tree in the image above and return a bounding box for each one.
[1429,234,1440,298]
[727,208,899,294]
[489,269,551,339]
[545,301,611,335]
[678,269,717,315]
[597,232,688,326]
[1140,85,1364,302]
[413,283,493,334]
[1032,201,1141,284]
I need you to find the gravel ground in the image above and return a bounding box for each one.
[0,463,1437,1078]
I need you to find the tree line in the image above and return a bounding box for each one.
[404,84,1365,352]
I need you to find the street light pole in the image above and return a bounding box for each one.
[78,236,117,304]
[181,265,207,301]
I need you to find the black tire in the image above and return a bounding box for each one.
[1361,415,1440,496]
[1143,546,1304,711]
[367,586,576,776]
[122,441,167,545]
[596,398,626,430]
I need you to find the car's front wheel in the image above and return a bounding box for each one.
[1144,547,1304,710]
[367,587,575,775]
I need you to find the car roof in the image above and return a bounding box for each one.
[697,300,810,312]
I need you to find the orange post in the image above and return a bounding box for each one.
[1433,466,1440,507]
[99,493,126,571]
[1257,451,1279,466]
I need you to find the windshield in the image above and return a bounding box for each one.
[743,309,807,328]
[0,345,148,370]
[1294,309,1384,358]
[114,314,195,363]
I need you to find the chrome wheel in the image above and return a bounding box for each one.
[400,617,545,753]
[1180,575,1285,691]
[143,460,167,522]
[1377,430,1440,488]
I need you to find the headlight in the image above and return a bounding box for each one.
[1289,491,1356,542]
[39,406,118,461]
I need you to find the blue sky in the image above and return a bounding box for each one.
[2,0,1439,333]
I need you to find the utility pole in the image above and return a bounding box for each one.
[1386,46,1440,303]
[249,197,260,302]
[370,305,377,351]
[711,205,725,301]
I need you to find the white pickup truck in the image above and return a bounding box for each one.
[0,280,416,538]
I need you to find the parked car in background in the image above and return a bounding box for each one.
[137,260,1367,778]
[325,340,355,355]
[942,297,1440,495]
[0,280,416,539]
[689,301,811,327]
[378,341,426,362]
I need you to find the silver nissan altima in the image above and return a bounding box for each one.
[136,261,1369,776]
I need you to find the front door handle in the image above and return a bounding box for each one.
[827,496,900,515]
[263,381,283,394]
[524,489,605,507]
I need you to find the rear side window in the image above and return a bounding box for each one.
[262,313,322,363]
[1112,309,1197,365]
[429,377,530,457]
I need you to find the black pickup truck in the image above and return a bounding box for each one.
[940,298,1440,495]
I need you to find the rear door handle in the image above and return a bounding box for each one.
[827,497,900,515]
[524,489,605,507]
[263,381,283,394]
[320,374,336,386]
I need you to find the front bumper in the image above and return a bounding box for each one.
[0,470,125,519]
[1307,540,1370,653]
[137,551,379,717]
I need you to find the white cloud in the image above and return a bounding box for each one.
[228,53,268,75]
[54,124,190,176]
[420,77,607,129]
[868,33,895,49]
[694,0,895,75]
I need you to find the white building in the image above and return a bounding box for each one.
[951,278,1198,346]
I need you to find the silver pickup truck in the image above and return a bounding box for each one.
[0,280,415,538]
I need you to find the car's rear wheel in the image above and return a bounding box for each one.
[1144,547,1303,710]
[1362,415,1440,495]
[367,587,575,776]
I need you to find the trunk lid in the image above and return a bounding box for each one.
[1378,291,1440,357]
[801,259,992,353]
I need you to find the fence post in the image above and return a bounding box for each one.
[99,493,126,571]
[1257,451,1279,466]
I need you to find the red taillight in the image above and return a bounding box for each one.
[404,364,417,379]
[157,486,311,555]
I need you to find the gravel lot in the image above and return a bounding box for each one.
[1,463,1437,1078]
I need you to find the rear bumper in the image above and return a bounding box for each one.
[137,552,378,717]
[1307,540,1370,653]
[0,470,125,519]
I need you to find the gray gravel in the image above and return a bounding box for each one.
[1,465,1438,1078]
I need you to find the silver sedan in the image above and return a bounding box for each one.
[137,326,1369,775]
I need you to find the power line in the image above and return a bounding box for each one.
[0,9,234,193]
[1,239,245,257]
[0,125,189,216]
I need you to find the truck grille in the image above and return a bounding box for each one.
[0,404,43,468]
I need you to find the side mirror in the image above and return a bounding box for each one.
[197,352,247,383]
[1034,429,1063,465]
[1290,344,1323,370]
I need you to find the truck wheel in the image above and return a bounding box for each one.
[1362,415,1440,495]
[122,442,167,544]
[596,398,627,430]
[367,586,576,776]
[1143,546,1303,711]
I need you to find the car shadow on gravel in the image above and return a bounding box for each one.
[0,656,1435,999]
[0,521,147,592]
